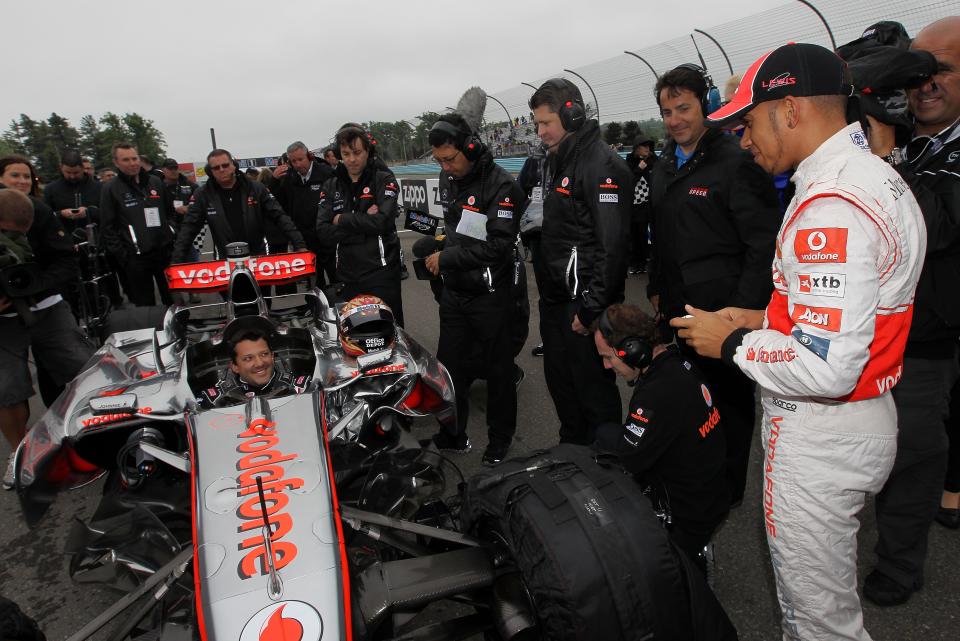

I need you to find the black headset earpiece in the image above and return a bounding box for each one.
[430,117,485,161]
[544,78,586,132]
[675,63,722,116]
[598,308,653,370]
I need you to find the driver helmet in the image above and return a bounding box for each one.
[338,295,396,356]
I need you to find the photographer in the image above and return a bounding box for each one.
[593,304,728,571]
[0,189,93,490]
[43,150,102,236]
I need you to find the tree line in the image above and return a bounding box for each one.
[1,112,167,181]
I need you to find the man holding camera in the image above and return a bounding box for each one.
[43,150,102,236]
[424,112,526,465]
[0,189,92,490]
[100,142,176,307]
[530,78,632,446]
[861,16,960,607]
[592,303,729,569]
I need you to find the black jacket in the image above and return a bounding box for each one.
[162,175,198,234]
[171,173,305,263]
[271,160,336,251]
[898,123,960,357]
[596,346,729,530]
[648,129,782,320]
[316,161,401,283]
[42,174,102,235]
[99,169,175,263]
[437,151,526,295]
[535,120,633,324]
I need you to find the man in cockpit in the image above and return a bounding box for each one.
[198,323,309,408]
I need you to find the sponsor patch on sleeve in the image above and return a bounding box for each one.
[791,303,842,332]
[794,228,848,263]
[797,272,846,297]
[792,328,831,361]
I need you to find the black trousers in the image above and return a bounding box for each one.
[945,349,960,493]
[875,352,959,587]
[539,299,621,445]
[339,275,404,328]
[681,349,756,506]
[630,210,649,268]
[124,252,173,307]
[436,287,516,445]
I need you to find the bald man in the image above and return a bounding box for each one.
[863,15,960,607]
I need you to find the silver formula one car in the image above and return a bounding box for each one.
[14,243,730,641]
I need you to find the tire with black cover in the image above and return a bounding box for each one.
[461,444,737,641]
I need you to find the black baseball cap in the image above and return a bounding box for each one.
[706,42,852,127]
[161,158,179,169]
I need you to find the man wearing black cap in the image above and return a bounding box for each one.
[160,159,197,245]
[648,64,781,509]
[673,43,926,641]
[624,136,656,274]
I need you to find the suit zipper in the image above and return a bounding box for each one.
[566,246,579,298]
[378,236,386,266]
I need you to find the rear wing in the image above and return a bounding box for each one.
[163,251,316,292]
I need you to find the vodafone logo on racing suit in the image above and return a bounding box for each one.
[794,228,848,263]
[791,304,842,332]
[239,601,322,641]
[745,346,797,363]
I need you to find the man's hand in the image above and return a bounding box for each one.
[367,204,379,215]
[571,314,589,336]
[175,205,189,215]
[637,159,647,171]
[716,306,766,330]
[0,297,11,313]
[865,115,897,158]
[333,214,342,226]
[272,164,290,179]
[670,304,738,359]
[60,207,86,220]
[425,251,441,276]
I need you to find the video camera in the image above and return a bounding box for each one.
[0,245,44,300]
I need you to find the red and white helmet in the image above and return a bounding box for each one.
[338,295,396,356]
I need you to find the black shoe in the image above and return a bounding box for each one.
[514,365,525,389]
[400,266,410,281]
[482,442,510,466]
[432,431,471,454]
[935,506,960,529]
[863,570,921,607]
[531,343,544,357]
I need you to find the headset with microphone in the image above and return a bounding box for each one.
[542,78,587,132]
[674,63,722,116]
[597,308,654,370]
[429,116,485,162]
[332,123,378,160]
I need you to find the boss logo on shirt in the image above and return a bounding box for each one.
[794,228,848,263]
[497,210,513,219]
[797,273,846,297]
[791,304,842,332]
[599,193,618,203]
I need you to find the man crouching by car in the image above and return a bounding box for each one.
[592,303,729,571]
[0,188,93,490]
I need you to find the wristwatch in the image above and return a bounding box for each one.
[883,148,906,167]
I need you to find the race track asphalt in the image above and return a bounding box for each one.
[1,229,957,640]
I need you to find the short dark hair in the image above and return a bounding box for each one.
[590,304,658,347]
[655,66,708,110]
[229,330,272,362]
[0,189,35,230]
[529,78,583,113]
[334,123,371,154]
[206,148,233,163]
[111,142,137,158]
[60,149,83,167]
[323,146,337,157]
[427,114,470,148]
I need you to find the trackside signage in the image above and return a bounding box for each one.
[164,251,316,292]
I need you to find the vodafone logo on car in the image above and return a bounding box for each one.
[164,252,315,291]
[791,304,842,332]
[794,228,848,263]
[239,601,322,641]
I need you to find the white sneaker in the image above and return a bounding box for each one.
[3,451,15,490]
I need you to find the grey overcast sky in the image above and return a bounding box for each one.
[6,0,789,161]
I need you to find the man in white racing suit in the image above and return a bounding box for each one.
[673,43,926,641]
